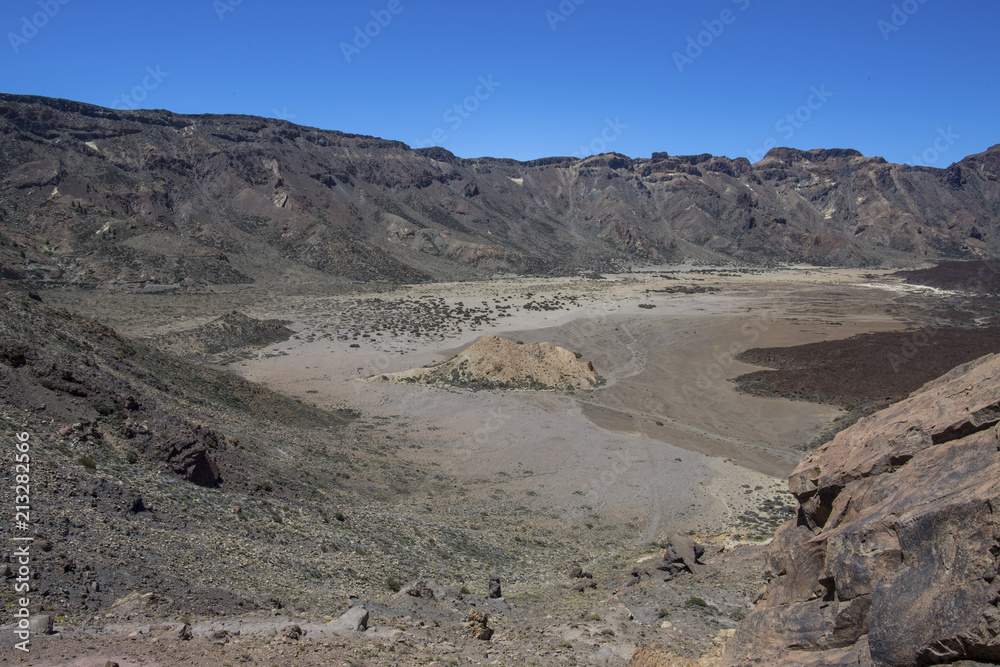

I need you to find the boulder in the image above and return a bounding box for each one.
[723,353,1000,666]
[339,606,369,632]
[658,533,706,576]
[465,609,494,641]
[158,426,223,488]
[404,580,436,600]
[150,622,192,641]
[488,573,502,599]
[29,614,53,635]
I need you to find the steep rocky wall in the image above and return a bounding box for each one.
[723,353,1000,666]
[1,94,998,285]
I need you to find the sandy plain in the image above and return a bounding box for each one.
[10,265,947,666]
[159,266,911,548]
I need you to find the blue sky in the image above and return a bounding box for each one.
[2,0,997,165]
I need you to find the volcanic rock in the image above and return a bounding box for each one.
[659,532,707,576]
[465,609,494,641]
[488,573,502,599]
[337,606,369,632]
[3,94,1000,284]
[723,353,1000,666]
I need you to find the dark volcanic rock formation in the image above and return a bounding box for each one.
[1,93,998,285]
[723,353,1000,666]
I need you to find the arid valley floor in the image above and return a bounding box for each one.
[3,265,998,666]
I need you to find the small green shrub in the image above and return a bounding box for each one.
[686,596,708,607]
[78,456,96,470]
[584,614,601,622]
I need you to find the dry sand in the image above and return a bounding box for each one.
[219,267,907,543]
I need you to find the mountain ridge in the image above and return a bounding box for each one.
[1,93,997,285]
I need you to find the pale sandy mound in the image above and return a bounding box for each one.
[384,335,603,390]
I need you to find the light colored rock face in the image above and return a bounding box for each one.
[723,353,1000,667]
[385,334,602,390]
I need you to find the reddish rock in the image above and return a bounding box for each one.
[724,353,1000,666]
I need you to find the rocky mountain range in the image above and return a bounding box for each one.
[1,93,998,286]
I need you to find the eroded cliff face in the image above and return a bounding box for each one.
[1,94,998,286]
[724,353,1000,667]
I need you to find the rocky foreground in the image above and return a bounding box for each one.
[719,352,1000,666]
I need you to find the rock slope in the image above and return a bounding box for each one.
[143,310,293,359]
[723,353,1000,666]
[385,334,602,390]
[1,94,998,286]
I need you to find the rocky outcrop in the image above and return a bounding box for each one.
[383,334,603,390]
[723,353,1000,666]
[143,311,293,358]
[631,533,709,585]
[155,422,224,488]
[465,609,494,641]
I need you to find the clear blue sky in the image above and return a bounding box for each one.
[2,0,997,165]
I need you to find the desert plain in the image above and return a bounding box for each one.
[5,263,990,666]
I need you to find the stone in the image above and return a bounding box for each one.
[659,532,706,576]
[723,353,1000,666]
[338,605,369,631]
[404,580,436,599]
[150,622,192,641]
[29,614,53,635]
[282,624,303,640]
[572,579,597,592]
[465,609,494,641]
[488,573,502,599]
